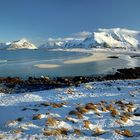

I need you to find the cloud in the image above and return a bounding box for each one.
[47,37,79,42]
[46,31,92,43]
[72,31,92,38]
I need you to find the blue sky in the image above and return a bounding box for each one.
[0,0,140,45]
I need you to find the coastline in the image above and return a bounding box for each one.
[0,67,140,94]
[34,64,60,68]
[64,52,109,64]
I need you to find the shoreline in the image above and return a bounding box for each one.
[64,52,109,64]
[0,67,140,94]
[34,64,60,68]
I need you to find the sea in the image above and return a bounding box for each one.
[0,50,140,78]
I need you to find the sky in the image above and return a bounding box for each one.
[0,0,140,45]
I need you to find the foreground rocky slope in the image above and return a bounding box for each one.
[0,79,140,139]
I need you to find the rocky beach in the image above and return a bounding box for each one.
[0,67,140,94]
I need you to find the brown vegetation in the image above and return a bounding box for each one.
[46,117,57,126]
[85,103,98,112]
[74,129,82,135]
[32,114,43,120]
[83,120,91,129]
[115,129,133,137]
[43,128,68,136]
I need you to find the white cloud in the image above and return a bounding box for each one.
[72,31,92,38]
[46,31,92,43]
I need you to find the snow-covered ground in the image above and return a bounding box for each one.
[0,79,140,139]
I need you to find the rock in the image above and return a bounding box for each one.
[107,56,118,58]
[16,117,24,122]
[134,108,140,116]
[40,102,50,106]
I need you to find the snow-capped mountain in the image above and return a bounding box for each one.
[39,37,84,49]
[92,28,140,49]
[39,28,140,50]
[1,28,140,50]
[0,39,37,50]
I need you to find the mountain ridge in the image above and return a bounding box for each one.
[0,28,140,50]
[40,28,140,50]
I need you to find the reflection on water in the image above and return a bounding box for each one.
[0,50,140,78]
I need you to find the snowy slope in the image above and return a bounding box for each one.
[40,28,140,50]
[39,37,84,49]
[0,39,37,50]
[0,79,140,139]
[93,28,140,49]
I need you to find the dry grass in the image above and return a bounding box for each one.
[66,116,77,123]
[12,129,23,134]
[115,100,134,113]
[76,106,89,114]
[50,103,63,108]
[68,110,83,119]
[85,103,98,112]
[115,129,133,137]
[83,120,91,129]
[74,129,82,135]
[46,117,57,126]
[111,108,119,117]
[106,104,114,111]
[32,114,43,120]
[76,112,83,119]
[101,106,107,112]
[120,115,129,123]
[43,128,68,136]
[127,105,133,112]
[65,88,75,94]
[50,102,68,108]
[93,127,107,136]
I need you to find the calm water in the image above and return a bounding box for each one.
[0,50,140,78]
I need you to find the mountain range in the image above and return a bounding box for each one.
[0,28,140,50]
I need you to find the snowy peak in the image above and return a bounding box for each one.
[93,28,140,48]
[39,37,84,49]
[0,28,140,50]
[0,39,37,50]
[8,39,37,50]
[40,28,140,50]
